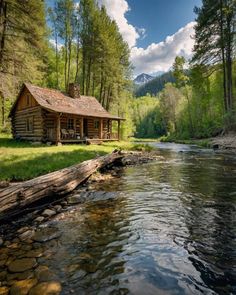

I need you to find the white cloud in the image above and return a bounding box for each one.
[97,0,141,48]
[131,22,196,75]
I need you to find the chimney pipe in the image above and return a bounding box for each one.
[68,83,80,98]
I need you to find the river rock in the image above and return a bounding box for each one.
[0,238,3,247]
[0,259,6,267]
[33,228,60,243]
[36,269,58,282]
[10,278,38,295]
[25,249,43,258]
[29,281,62,295]
[42,209,56,218]
[53,205,62,212]
[7,270,34,281]
[0,286,9,295]
[8,258,37,273]
[34,217,45,223]
[67,194,82,205]
[0,271,7,281]
[17,227,30,234]
[19,230,35,241]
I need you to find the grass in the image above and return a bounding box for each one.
[0,134,152,181]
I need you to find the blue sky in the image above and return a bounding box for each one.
[125,0,202,48]
[47,0,203,76]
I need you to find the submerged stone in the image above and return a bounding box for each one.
[8,258,37,273]
[10,278,38,295]
[29,281,62,295]
[33,228,60,243]
[0,286,9,295]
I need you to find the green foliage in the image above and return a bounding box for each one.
[135,71,175,97]
[131,96,166,138]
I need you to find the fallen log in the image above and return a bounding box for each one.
[0,151,124,218]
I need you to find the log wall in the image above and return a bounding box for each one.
[12,89,44,141]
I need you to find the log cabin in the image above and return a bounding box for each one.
[9,83,124,144]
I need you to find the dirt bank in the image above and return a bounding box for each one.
[211,132,236,152]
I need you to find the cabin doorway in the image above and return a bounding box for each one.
[83,119,88,137]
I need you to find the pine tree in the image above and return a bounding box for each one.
[0,0,48,128]
[192,0,235,116]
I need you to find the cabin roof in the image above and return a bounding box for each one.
[9,83,124,120]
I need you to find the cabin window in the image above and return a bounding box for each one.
[94,120,99,130]
[26,117,34,132]
[67,118,74,129]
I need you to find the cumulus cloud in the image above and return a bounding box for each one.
[97,0,141,48]
[131,22,196,75]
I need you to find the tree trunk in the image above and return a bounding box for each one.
[0,0,7,69]
[74,36,80,83]
[0,152,124,218]
[0,91,5,127]
[220,0,228,113]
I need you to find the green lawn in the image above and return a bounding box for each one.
[0,134,152,181]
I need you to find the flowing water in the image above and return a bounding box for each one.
[2,143,236,294]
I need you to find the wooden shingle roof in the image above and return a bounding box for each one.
[9,83,123,120]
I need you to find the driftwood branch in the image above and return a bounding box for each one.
[0,151,124,218]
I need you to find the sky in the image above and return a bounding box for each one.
[97,0,202,76]
[48,0,202,76]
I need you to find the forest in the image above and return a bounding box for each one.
[0,0,235,140]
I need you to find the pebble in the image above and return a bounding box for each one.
[34,217,44,223]
[67,194,82,205]
[7,270,34,281]
[19,230,35,241]
[33,228,60,243]
[29,281,62,295]
[41,209,56,218]
[17,227,30,234]
[36,269,58,282]
[53,205,62,212]
[0,286,9,295]
[0,271,7,281]
[25,249,43,258]
[10,278,38,295]
[8,258,37,273]
[0,238,3,247]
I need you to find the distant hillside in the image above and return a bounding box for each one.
[133,73,154,85]
[135,71,175,97]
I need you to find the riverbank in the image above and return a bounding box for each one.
[160,132,236,152]
[0,134,152,182]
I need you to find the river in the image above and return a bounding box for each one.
[1,143,236,294]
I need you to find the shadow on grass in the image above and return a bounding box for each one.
[0,149,107,181]
[0,137,48,149]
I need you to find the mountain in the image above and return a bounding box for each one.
[133,73,154,85]
[134,71,175,97]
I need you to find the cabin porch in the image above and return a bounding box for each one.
[45,112,121,144]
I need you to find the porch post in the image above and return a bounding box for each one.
[56,114,61,145]
[99,118,103,139]
[80,117,84,139]
[118,120,121,141]
[110,120,112,139]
